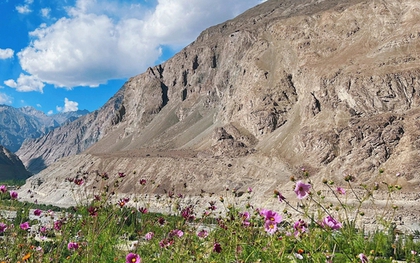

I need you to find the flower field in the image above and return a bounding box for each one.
[0,170,419,263]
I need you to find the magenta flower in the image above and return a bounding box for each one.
[34,209,42,216]
[0,222,7,233]
[358,253,368,263]
[197,229,208,238]
[336,187,346,195]
[293,219,308,237]
[9,191,18,199]
[294,181,311,199]
[138,207,148,214]
[322,216,342,230]
[260,209,282,224]
[240,211,251,226]
[170,229,184,238]
[125,252,141,263]
[145,232,154,240]
[213,242,222,253]
[67,242,79,250]
[20,221,30,230]
[139,179,147,185]
[54,220,62,231]
[0,185,7,193]
[264,220,278,234]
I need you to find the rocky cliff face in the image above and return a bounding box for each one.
[17,0,420,225]
[0,145,31,181]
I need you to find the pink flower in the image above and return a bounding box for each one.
[264,220,278,234]
[260,209,282,224]
[213,242,222,253]
[322,216,342,230]
[240,211,251,227]
[67,242,79,250]
[293,219,308,237]
[197,229,208,238]
[294,181,311,199]
[336,187,346,195]
[145,232,154,240]
[358,253,368,263]
[0,185,7,193]
[170,229,184,238]
[34,209,42,216]
[54,220,62,231]
[9,191,18,199]
[125,252,141,263]
[0,222,7,233]
[20,222,30,230]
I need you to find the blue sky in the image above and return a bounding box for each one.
[0,0,264,114]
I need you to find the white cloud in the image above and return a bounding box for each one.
[47,110,54,115]
[0,48,14,59]
[0,93,12,105]
[16,5,32,14]
[56,98,79,112]
[17,0,262,88]
[4,73,45,92]
[40,8,51,18]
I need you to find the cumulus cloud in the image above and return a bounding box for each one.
[0,48,14,59]
[0,93,12,105]
[4,73,45,92]
[40,8,51,18]
[56,98,79,112]
[16,0,262,89]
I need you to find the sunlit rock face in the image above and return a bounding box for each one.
[17,0,420,228]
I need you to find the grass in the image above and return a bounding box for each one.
[0,170,419,263]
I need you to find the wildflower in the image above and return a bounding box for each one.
[336,187,346,195]
[125,252,141,263]
[322,216,342,230]
[88,206,98,216]
[157,217,165,225]
[170,229,184,238]
[247,187,252,193]
[118,199,126,207]
[294,181,311,199]
[358,253,368,263]
[411,250,417,255]
[33,209,42,216]
[74,178,84,185]
[181,206,195,221]
[239,211,251,226]
[139,179,146,185]
[54,220,62,231]
[10,191,18,199]
[197,229,208,238]
[159,239,173,248]
[145,232,154,240]
[260,209,282,223]
[67,242,79,250]
[118,172,126,178]
[0,223,7,233]
[293,219,308,237]
[20,222,30,230]
[213,242,222,253]
[0,185,6,193]
[138,207,148,214]
[22,253,31,261]
[264,220,278,234]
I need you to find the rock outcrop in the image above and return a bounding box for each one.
[17,0,420,227]
[0,145,31,181]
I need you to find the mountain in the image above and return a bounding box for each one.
[16,0,420,224]
[0,105,89,153]
[0,145,31,181]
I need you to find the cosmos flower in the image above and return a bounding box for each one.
[260,209,282,224]
[0,185,7,193]
[322,216,342,230]
[20,222,30,230]
[264,220,278,234]
[10,191,18,199]
[125,253,141,263]
[33,209,42,216]
[294,181,311,199]
[358,253,368,263]
[67,242,79,250]
[0,222,7,233]
[144,232,154,240]
[336,187,346,195]
[197,229,208,238]
[213,242,222,253]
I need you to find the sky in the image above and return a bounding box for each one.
[0,0,265,115]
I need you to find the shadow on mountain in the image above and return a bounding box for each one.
[27,157,47,175]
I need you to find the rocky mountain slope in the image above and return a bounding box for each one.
[0,145,31,181]
[17,0,420,226]
[0,105,88,153]
[16,91,123,174]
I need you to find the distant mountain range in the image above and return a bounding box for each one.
[0,105,89,152]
